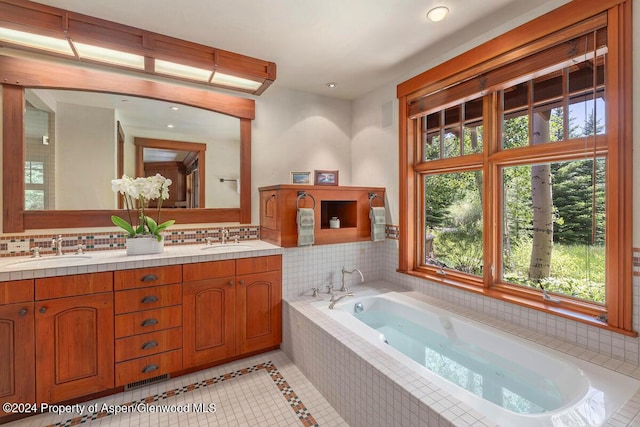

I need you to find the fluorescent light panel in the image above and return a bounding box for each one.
[0,26,73,55]
[73,42,145,69]
[211,72,262,91]
[155,59,211,81]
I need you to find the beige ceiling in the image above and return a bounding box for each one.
[32,0,569,100]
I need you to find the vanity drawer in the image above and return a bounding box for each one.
[0,280,34,304]
[236,255,281,275]
[35,272,113,300]
[115,327,183,362]
[115,284,182,314]
[183,260,235,282]
[114,265,182,291]
[115,349,182,386]
[115,305,182,338]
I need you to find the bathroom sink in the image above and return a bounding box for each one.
[201,244,253,251]
[5,254,93,268]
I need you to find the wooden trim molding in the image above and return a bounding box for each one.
[397,0,634,335]
[1,55,254,232]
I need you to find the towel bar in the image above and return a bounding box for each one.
[296,191,316,210]
[369,193,384,208]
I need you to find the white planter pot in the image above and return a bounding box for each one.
[125,236,164,256]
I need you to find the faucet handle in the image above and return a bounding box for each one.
[30,247,41,258]
[76,244,86,255]
[326,284,334,294]
[311,287,319,297]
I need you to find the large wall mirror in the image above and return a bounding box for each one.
[2,54,253,232]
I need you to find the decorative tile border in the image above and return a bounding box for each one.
[43,361,318,427]
[0,226,260,257]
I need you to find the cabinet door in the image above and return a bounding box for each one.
[236,270,282,354]
[183,278,236,368]
[0,303,34,412]
[35,293,114,404]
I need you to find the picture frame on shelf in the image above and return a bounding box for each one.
[290,171,311,184]
[314,170,339,186]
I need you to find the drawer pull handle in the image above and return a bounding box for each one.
[141,318,159,327]
[141,274,158,282]
[239,280,245,285]
[141,295,159,304]
[39,307,47,314]
[19,308,28,316]
[142,364,159,373]
[141,340,159,350]
[228,281,233,287]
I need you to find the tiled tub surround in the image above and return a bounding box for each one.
[0,225,260,257]
[282,239,640,366]
[283,284,640,427]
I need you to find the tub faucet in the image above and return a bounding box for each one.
[340,267,364,292]
[52,235,64,256]
[329,292,354,309]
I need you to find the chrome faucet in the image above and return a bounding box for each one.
[329,292,354,309]
[220,228,229,244]
[52,234,64,256]
[340,267,364,292]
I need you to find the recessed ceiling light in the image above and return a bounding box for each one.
[326,82,337,88]
[427,6,449,22]
[170,106,179,111]
[166,124,174,128]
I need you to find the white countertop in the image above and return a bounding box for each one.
[0,240,283,282]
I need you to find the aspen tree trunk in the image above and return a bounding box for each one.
[529,112,553,281]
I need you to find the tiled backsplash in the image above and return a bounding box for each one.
[0,225,260,257]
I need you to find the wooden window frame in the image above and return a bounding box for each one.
[397,0,634,335]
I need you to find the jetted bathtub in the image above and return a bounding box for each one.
[313,290,639,427]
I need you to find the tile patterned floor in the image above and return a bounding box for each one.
[4,350,348,427]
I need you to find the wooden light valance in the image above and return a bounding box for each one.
[0,0,276,95]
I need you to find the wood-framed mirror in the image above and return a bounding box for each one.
[1,54,253,232]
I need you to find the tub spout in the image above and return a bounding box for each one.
[340,267,364,292]
[328,292,354,309]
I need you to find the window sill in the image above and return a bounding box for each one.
[398,269,638,338]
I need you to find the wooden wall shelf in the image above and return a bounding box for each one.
[259,185,385,247]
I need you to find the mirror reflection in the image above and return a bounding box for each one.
[24,89,241,210]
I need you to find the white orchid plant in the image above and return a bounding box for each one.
[111,174,175,241]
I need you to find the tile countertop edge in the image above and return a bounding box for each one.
[0,240,284,282]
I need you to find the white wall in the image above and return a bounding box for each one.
[251,85,352,222]
[55,102,117,210]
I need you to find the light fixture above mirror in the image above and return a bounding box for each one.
[0,0,276,95]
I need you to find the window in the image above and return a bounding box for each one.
[24,103,55,210]
[398,2,633,334]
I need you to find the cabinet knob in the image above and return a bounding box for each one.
[141,295,159,304]
[239,280,245,285]
[141,340,159,350]
[140,274,158,282]
[39,307,47,314]
[18,308,28,316]
[141,364,159,373]
[228,281,234,287]
[141,318,159,327]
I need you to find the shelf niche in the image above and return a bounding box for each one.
[259,184,385,247]
[321,200,357,229]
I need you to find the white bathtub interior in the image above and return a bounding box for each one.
[312,290,640,427]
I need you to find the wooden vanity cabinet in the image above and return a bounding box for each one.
[34,273,113,404]
[259,185,385,247]
[0,280,35,413]
[236,256,282,354]
[113,265,183,386]
[183,255,282,368]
